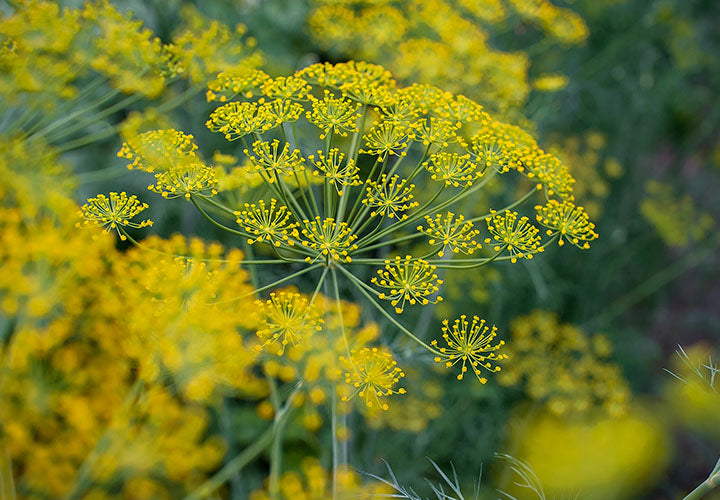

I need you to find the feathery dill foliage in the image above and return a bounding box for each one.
[88,60,598,408]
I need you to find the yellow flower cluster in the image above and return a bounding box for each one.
[432,315,507,382]
[340,347,407,410]
[640,180,714,248]
[115,60,597,389]
[77,191,153,239]
[0,207,261,498]
[0,0,261,106]
[372,256,444,314]
[249,457,392,499]
[498,311,631,416]
[307,0,588,113]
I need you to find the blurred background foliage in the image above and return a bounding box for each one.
[1,0,719,498]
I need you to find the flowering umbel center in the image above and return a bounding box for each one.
[97,60,597,390]
[432,315,507,383]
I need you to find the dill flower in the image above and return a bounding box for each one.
[235,199,299,246]
[521,151,575,198]
[261,75,312,101]
[486,210,543,262]
[361,121,410,158]
[306,90,360,139]
[300,217,358,263]
[533,73,569,92]
[77,192,152,239]
[410,117,460,148]
[309,148,361,195]
[417,212,481,257]
[432,315,506,383]
[423,152,480,187]
[206,69,269,102]
[118,129,198,172]
[206,101,274,140]
[245,139,306,180]
[535,199,598,248]
[260,98,304,125]
[362,174,418,220]
[256,291,323,355]
[371,255,443,313]
[340,347,406,410]
[148,164,218,200]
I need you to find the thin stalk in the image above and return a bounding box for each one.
[190,197,255,239]
[183,384,301,500]
[208,264,322,305]
[346,156,381,225]
[683,456,720,500]
[468,187,537,224]
[337,266,441,355]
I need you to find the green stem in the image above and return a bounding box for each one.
[183,384,301,500]
[467,187,537,224]
[683,457,720,500]
[337,266,441,355]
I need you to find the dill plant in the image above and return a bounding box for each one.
[98,60,598,395]
[76,60,601,496]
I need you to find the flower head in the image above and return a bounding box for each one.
[261,75,311,101]
[340,347,406,410]
[417,212,481,257]
[309,148,361,196]
[423,152,480,187]
[256,291,323,355]
[235,199,299,246]
[410,117,459,148]
[118,129,198,172]
[206,69,269,102]
[306,90,360,139]
[300,217,358,263]
[535,199,598,249]
[371,255,443,313]
[206,100,274,140]
[77,192,152,240]
[486,210,543,263]
[432,315,506,383]
[360,121,410,158]
[362,174,418,220]
[245,139,305,180]
[148,164,218,200]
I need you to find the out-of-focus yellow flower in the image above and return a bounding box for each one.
[640,180,714,248]
[532,73,569,92]
[249,457,393,499]
[502,404,670,500]
[499,311,631,416]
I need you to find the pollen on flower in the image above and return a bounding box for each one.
[306,90,361,139]
[148,164,218,200]
[206,100,275,140]
[77,192,153,240]
[485,210,543,263]
[206,69,270,102]
[535,199,598,249]
[299,217,358,263]
[340,347,406,411]
[118,129,198,172]
[309,148,361,195]
[371,255,443,313]
[362,174,418,220]
[235,199,299,246]
[417,212,481,257]
[423,152,480,188]
[256,291,323,355]
[432,315,507,383]
[360,121,410,158]
[244,139,306,180]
